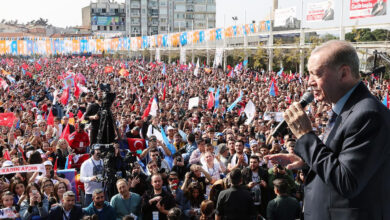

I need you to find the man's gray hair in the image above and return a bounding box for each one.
[63,191,75,198]
[92,188,104,197]
[311,40,360,79]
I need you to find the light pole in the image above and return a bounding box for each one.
[232,16,238,26]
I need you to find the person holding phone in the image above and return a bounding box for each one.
[19,183,49,220]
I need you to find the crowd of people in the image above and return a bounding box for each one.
[0,42,389,220]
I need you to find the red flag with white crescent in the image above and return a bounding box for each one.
[127,138,146,158]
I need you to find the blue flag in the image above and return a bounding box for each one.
[277,68,284,77]
[243,59,248,66]
[162,64,166,75]
[227,92,243,112]
[214,88,220,109]
[160,127,176,169]
[269,81,276,96]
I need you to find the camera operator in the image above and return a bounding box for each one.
[140,135,172,163]
[128,162,148,196]
[84,93,101,145]
[181,164,213,195]
[80,145,104,207]
[171,153,187,180]
[146,148,170,175]
[268,164,296,199]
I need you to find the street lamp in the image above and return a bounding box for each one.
[232,16,238,26]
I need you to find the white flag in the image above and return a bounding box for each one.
[244,100,256,125]
[194,59,200,77]
[150,98,158,117]
[188,97,200,110]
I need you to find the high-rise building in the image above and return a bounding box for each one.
[125,0,216,37]
[82,0,126,36]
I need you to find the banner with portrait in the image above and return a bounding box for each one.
[307,0,335,21]
[350,0,387,19]
[274,7,300,29]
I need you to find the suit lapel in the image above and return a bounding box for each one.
[305,82,366,184]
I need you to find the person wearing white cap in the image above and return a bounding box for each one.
[29,160,71,188]
[2,160,14,168]
[166,126,176,145]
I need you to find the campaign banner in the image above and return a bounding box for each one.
[0,208,17,219]
[307,0,335,21]
[92,16,120,25]
[0,164,46,175]
[350,0,387,19]
[57,169,77,196]
[274,7,298,27]
[263,112,284,122]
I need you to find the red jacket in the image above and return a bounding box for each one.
[68,131,90,154]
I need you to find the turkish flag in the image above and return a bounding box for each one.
[21,63,28,70]
[72,153,90,169]
[35,63,42,71]
[77,110,83,119]
[207,92,214,110]
[104,66,113,73]
[162,86,166,101]
[0,113,16,127]
[47,109,54,126]
[61,123,71,144]
[127,138,146,158]
[74,83,80,99]
[60,87,70,105]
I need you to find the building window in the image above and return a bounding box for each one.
[102,8,106,13]
[91,9,95,13]
[98,26,101,30]
[116,26,119,30]
[115,9,119,13]
[110,26,113,30]
[104,26,107,30]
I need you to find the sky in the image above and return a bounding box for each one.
[0,0,388,30]
[0,0,270,28]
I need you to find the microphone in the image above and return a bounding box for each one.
[271,91,314,137]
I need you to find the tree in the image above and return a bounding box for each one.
[284,37,300,72]
[273,38,284,70]
[321,33,338,42]
[372,29,390,41]
[253,42,267,70]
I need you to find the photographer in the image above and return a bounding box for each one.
[171,153,187,181]
[146,148,170,175]
[84,94,100,145]
[128,162,148,196]
[80,145,104,207]
[140,135,172,162]
[181,164,213,195]
[267,164,296,199]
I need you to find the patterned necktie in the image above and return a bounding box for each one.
[322,110,338,142]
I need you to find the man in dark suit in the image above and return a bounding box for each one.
[322,1,334,21]
[371,0,386,16]
[48,191,84,220]
[215,168,256,220]
[265,40,390,220]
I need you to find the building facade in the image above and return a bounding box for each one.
[82,0,126,37]
[125,0,216,37]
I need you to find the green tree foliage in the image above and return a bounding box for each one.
[345,28,390,42]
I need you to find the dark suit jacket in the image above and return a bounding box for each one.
[295,82,390,220]
[48,205,84,220]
